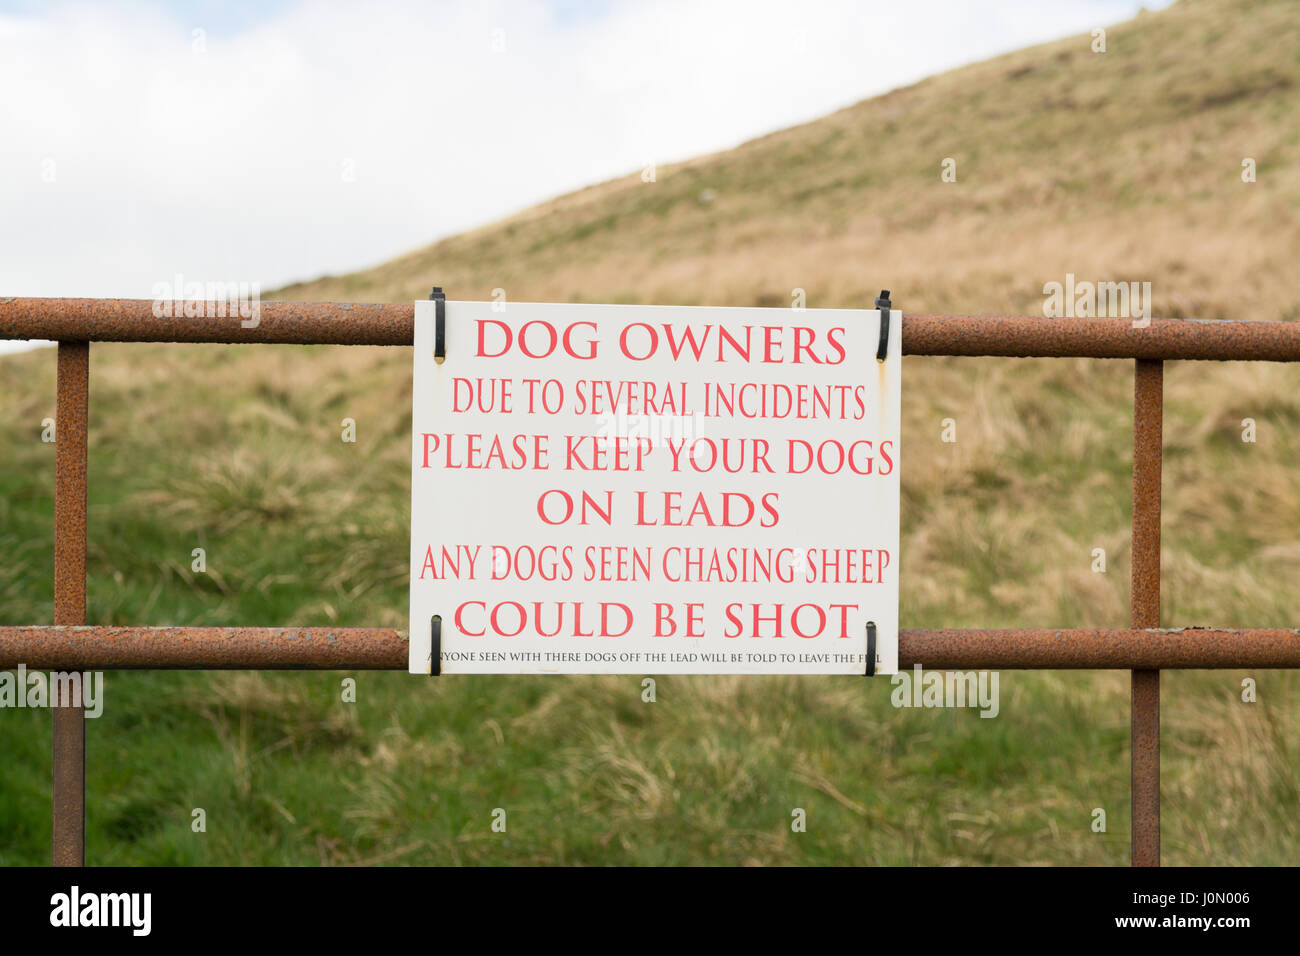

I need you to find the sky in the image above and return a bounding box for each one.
[0,0,1172,351]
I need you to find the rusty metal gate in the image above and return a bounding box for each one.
[3,297,1300,869]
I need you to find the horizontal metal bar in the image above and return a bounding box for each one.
[902,314,1300,361]
[0,626,407,669]
[4,298,1300,360]
[905,627,1300,669]
[1,626,1297,671]
[0,298,413,346]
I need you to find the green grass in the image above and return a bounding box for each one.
[4,0,1300,865]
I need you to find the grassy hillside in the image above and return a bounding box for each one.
[3,0,1300,865]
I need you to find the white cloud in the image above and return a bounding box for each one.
[0,0,1167,315]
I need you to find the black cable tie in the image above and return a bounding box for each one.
[875,289,891,362]
[430,286,446,361]
[430,614,442,676]
[864,621,877,677]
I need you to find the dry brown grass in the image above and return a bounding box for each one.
[3,0,1298,866]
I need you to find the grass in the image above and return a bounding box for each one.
[3,0,1300,865]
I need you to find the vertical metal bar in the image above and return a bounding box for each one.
[52,341,88,867]
[1131,359,1163,867]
